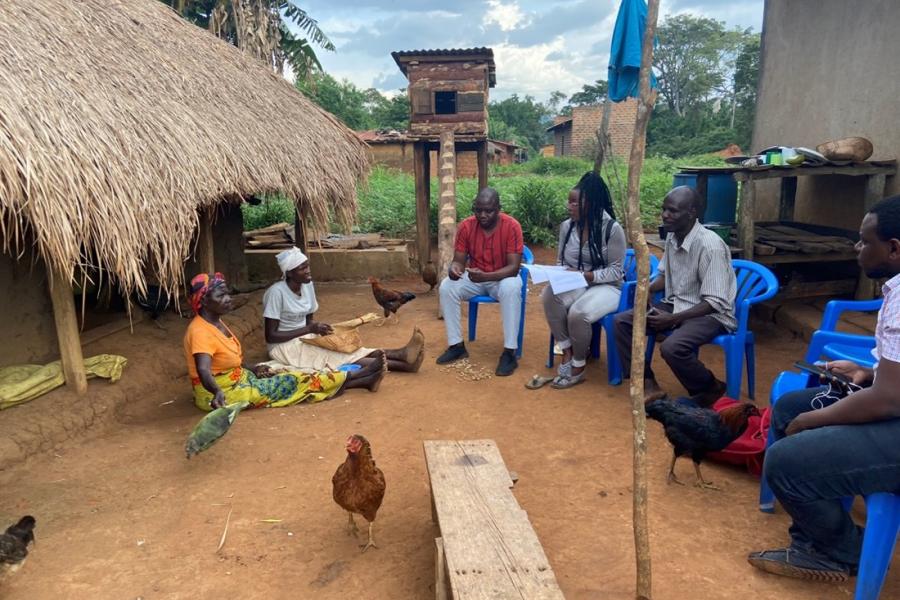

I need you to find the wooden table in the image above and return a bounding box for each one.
[679,162,897,298]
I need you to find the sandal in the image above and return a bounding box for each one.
[557,360,572,379]
[550,371,586,389]
[525,375,555,390]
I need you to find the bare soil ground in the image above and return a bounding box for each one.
[1,267,895,599]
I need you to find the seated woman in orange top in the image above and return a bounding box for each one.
[183,272,384,411]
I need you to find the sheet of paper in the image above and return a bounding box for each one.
[547,269,588,294]
[524,264,587,294]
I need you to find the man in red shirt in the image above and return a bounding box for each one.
[437,188,524,376]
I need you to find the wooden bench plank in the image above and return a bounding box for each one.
[424,440,564,600]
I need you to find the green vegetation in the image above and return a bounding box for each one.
[243,154,727,246]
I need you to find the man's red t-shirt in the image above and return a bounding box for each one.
[454,213,524,273]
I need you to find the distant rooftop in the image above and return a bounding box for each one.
[391,48,496,87]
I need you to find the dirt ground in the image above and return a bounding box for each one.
[1,264,896,599]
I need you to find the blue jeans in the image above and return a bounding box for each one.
[766,386,900,566]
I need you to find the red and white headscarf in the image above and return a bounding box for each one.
[189,272,226,315]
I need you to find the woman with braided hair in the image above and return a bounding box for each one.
[541,171,626,388]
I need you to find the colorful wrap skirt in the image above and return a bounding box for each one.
[191,366,347,411]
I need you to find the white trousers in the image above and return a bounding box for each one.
[439,273,522,349]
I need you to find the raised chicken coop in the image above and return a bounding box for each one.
[391,47,496,270]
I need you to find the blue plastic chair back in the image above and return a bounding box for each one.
[730,259,780,333]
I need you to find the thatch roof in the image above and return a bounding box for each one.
[0,0,369,294]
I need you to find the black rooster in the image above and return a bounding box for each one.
[646,398,758,490]
[0,516,36,577]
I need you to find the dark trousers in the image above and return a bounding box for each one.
[766,386,900,566]
[613,301,725,394]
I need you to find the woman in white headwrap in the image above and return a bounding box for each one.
[263,247,425,373]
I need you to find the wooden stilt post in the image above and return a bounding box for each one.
[856,174,888,299]
[414,141,432,271]
[477,140,489,192]
[438,131,457,283]
[197,206,216,274]
[48,266,88,395]
[622,1,660,598]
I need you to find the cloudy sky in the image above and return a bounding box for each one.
[296,0,763,102]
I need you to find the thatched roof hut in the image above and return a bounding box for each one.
[0,0,369,392]
[0,0,368,294]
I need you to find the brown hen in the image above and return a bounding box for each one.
[368,276,415,325]
[421,261,438,293]
[332,434,386,552]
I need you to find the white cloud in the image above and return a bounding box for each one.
[483,0,529,32]
[492,39,583,97]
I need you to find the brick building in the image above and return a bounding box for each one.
[547,100,638,159]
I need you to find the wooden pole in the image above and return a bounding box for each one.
[414,142,432,270]
[48,265,88,395]
[622,1,660,598]
[197,206,216,274]
[293,204,309,254]
[593,99,613,172]
[855,173,888,299]
[736,176,756,261]
[438,131,458,283]
[477,140,489,192]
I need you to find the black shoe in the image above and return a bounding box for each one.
[495,349,518,376]
[436,343,468,365]
[747,547,852,582]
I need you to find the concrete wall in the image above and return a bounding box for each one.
[0,253,58,366]
[368,142,415,173]
[753,0,900,227]
[246,247,412,282]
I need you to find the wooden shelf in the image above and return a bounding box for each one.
[755,250,858,265]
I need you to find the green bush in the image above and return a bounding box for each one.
[242,153,729,244]
[242,195,296,231]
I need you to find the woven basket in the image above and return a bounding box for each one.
[302,327,362,354]
[300,313,379,354]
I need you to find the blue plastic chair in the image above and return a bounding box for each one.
[806,298,881,368]
[645,259,779,399]
[760,299,881,512]
[545,249,659,384]
[467,245,534,358]
[856,493,900,600]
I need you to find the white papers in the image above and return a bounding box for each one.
[524,264,588,294]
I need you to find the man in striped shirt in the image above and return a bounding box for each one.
[614,186,736,403]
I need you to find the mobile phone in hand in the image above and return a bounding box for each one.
[793,360,852,385]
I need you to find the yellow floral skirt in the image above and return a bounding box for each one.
[192,366,347,412]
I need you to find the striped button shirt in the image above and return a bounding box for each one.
[659,220,737,331]
[873,273,900,366]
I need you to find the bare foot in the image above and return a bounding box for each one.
[402,327,425,364]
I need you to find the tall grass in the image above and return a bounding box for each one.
[242,154,727,246]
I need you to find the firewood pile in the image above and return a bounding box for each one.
[753,224,855,256]
[243,223,409,250]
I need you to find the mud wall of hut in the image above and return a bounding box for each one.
[0,253,57,366]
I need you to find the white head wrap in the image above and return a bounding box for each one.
[276,247,308,273]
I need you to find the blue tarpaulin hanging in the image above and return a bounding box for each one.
[608,0,657,102]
